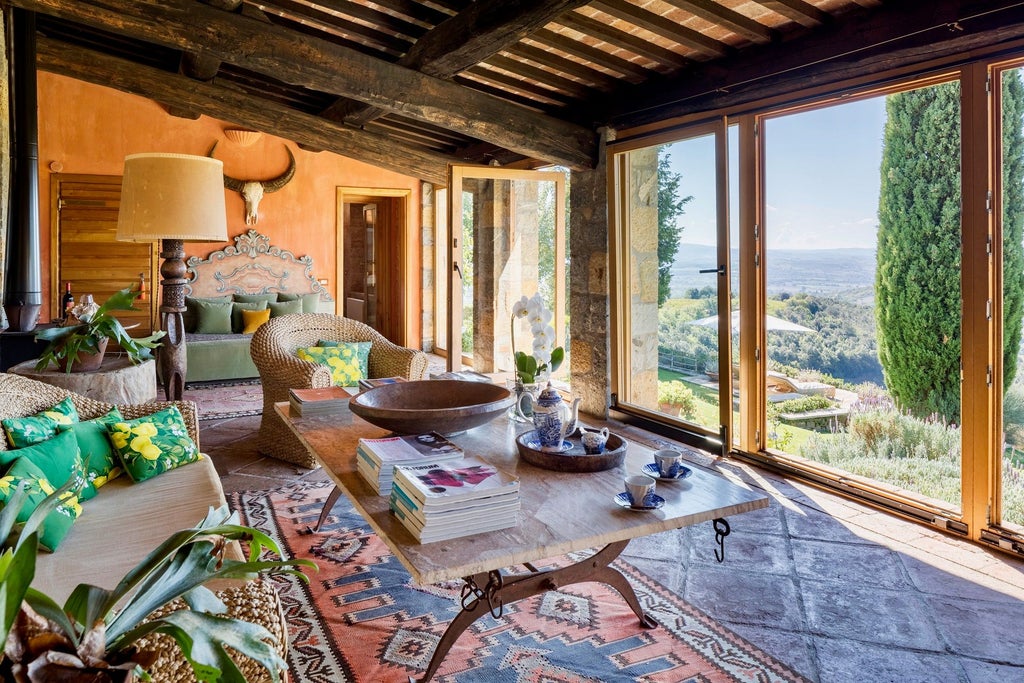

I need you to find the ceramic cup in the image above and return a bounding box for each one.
[653,449,683,478]
[624,474,656,509]
[581,427,609,454]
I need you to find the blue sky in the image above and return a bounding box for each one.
[665,96,887,250]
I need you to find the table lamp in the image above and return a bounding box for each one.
[117,153,228,400]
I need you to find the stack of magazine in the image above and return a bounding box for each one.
[288,386,356,417]
[389,456,520,543]
[356,432,463,494]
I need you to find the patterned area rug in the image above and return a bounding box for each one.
[230,481,810,683]
[182,379,263,420]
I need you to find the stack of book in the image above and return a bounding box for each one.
[389,456,520,543]
[357,376,408,391]
[356,432,463,494]
[429,370,492,382]
[288,386,356,418]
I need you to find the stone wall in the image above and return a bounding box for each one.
[625,146,660,410]
[420,181,435,352]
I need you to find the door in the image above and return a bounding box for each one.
[445,166,567,376]
[612,120,733,450]
[51,174,157,334]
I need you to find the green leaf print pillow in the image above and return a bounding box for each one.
[297,344,367,386]
[2,396,81,448]
[106,406,201,483]
[0,456,83,551]
[58,408,125,490]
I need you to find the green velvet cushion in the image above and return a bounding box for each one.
[231,301,268,333]
[268,298,303,317]
[296,344,368,386]
[106,406,201,483]
[0,429,94,501]
[193,299,233,334]
[317,340,371,379]
[0,456,82,551]
[3,396,81,449]
[57,408,124,490]
[277,291,321,313]
[232,292,278,305]
[184,295,232,333]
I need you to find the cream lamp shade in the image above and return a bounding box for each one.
[117,153,228,242]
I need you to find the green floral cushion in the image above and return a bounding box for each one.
[193,299,233,334]
[0,429,94,501]
[2,396,81,449]
[268,298,302,317]
[0,456,82,551]
[296,344,367,386]
[277,291,321,313]
[57,408,124,490]
[106,407,201,483]
[317,340,371,379]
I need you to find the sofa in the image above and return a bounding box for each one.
[250,313,430,467]
[0,373,287,681]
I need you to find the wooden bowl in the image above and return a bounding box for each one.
[349,379,514,435]
[515,430,627,472]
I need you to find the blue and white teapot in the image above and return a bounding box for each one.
[520,381,581,452]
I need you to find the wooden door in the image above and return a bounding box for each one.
[51,174,158,334]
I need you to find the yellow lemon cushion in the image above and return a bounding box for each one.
[2,396,80,448]
[296,343,369,386]
[241,307,272,334]
[106,406,201,483]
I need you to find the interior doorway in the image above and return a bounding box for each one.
[337,187,414,346]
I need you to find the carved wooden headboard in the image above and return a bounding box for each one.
[184,229,334,307]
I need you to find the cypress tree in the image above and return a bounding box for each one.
[1001,70,1024,391]
[657,149,691,307]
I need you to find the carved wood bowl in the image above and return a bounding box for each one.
[349,379,514,435]
[515,430,627,472]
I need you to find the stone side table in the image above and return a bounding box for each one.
[9,355,158,404]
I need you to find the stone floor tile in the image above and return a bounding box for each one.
[207,448,265,476]
[900,552,1024,603]
[621,527,687,560]
[813,638,965,683]
[801,580,944,650]
[721,499,787,536]
[960,658,1024,682]
[686,528,795,576]
[684,564,804,630]
[791,538,907,589]
[783,504,867,542]
[928,595,1024,665]
[723,623,819,682]
[913,535,1006,573]
[620,556,686,596]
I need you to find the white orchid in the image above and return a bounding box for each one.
[512,294,564,384]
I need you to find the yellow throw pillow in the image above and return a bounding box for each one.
[296,346,366,386]
[241,308,271,334]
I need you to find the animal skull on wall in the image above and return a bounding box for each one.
[207,142,296,225]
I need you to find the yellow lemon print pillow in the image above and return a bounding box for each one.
[296,343,369,386]
[106,406,200,482]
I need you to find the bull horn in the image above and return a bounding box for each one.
[207,142,245,192]
[262,147,296,193]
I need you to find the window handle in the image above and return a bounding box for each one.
[699,265,725,275]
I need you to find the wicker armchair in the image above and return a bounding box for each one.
[250,313,430,467]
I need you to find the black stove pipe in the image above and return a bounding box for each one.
[4,8,41,332]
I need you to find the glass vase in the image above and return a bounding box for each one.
[507,378,542,422]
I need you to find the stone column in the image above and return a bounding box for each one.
[569,129,613,417]
[470,178,511,372]
[420,181,435,352]
[626,146,660,409]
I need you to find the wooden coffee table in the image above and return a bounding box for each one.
[275,402,769,682]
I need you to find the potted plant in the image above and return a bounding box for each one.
[34,286,166,373]
[0,480,315,682]
[657,380,698,419]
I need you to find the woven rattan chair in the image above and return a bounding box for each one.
[0,373,288,683]
[250,313,430,467]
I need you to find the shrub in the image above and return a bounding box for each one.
[771,395,835,415]
[657,380,697,419]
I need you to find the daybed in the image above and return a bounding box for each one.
[0,373,287,682]
[251,313,430,467]
[183,229,334,383]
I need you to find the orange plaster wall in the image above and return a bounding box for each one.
[36,72,422,344]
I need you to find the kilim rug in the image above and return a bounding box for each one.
[229,481,810,683]
[182,379,263,420]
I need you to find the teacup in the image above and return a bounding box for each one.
[624,474,656,509]
[581,427,609,454]
[653,449,683,478]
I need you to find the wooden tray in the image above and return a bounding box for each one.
[515,430,627,472]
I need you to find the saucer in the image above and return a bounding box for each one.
[525,439,572,453]
[614,491,665,511]
[642,462,693,481]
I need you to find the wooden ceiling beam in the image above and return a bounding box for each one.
[179,0,243,81]
[660,0,776,45]
[14,0,597,169]
[35,36,456,185]
[558,12,690,70]
[611,0,1024,130]
[754,0,829,28]
[589,0,731,58]
[529,28,653,81]
[504,42,623,90]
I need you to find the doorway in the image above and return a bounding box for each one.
[337,188,414,346]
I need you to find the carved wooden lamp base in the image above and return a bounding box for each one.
[157,238,187,401]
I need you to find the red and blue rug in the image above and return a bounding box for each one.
[230,481,809,683]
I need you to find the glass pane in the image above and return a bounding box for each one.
[763,82,963,513]
[1000,66,1024,531]
[434,188,448,353]
[625,134,725,435]
[456,176,566,379]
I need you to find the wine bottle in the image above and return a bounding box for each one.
[61,282,74,321]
